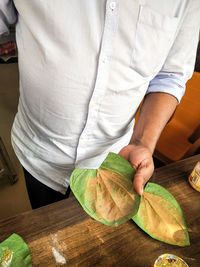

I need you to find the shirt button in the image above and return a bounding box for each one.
[109,1,116,10]
[81,135,87,141]
[90,101,96,108]
[101,56,107,63]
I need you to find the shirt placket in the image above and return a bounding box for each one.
[75,0,119,164]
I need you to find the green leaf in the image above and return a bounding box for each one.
[132,182,190,246]
[0,234,32,267]
[99,152,136,179]
[70,152,140,226]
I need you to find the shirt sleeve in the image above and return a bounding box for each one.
[0,0,17,36]
[146,0,200,103]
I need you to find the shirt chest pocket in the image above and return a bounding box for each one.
[131,5,179,77]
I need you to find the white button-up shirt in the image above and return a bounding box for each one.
[1,0,200,193]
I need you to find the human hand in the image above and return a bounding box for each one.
[119,143,154,196]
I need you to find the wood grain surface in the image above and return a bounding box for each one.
[0,155,200,267]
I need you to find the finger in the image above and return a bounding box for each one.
[133,171,145,196]
[133,162,152,195]
[118,147,129,160]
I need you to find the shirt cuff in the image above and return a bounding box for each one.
[0,20,9,36]
[146,74,186,103]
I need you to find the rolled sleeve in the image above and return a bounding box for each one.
[146,0,200,103]
[147,74,186,103]
[0,17,9,35]
[0,0,17,36]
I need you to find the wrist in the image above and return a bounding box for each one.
[129,136,155,155]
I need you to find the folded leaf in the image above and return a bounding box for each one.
[0,233,32,267]
[70,152,140,226]
[132,182,190,246]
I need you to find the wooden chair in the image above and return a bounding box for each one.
[154,72,200,164]
[0,137,17,184]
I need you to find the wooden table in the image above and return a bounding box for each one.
[0,155,200,267]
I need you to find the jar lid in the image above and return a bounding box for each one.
[153,254,189,267]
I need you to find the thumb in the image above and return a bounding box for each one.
[133,166,145,196]
[133,160,152,195]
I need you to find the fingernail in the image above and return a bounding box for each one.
[140,187,144,195]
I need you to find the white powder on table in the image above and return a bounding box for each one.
[51,247,66,265]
